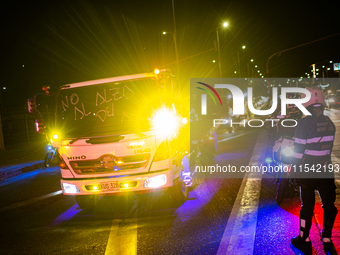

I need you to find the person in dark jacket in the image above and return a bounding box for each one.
[291,87,337,255]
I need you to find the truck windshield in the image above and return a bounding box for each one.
[56,78,161,138]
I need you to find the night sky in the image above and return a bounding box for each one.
[1,0,340,111]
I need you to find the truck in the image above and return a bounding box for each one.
[28,69,194,209]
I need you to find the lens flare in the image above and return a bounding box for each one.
[282,147,294,157]
[152,108,178,136]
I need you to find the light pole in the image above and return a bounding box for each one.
[162,31,179,76]
[171,0,180,77]
[237,45,246,77]
[0,87,4,150]
[216,22,228,78]
[266,33,340,76]
[162,0,180,77]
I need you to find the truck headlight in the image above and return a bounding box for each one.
[144,174,167,188]
[62,183,80,194]
[152,108,178,136]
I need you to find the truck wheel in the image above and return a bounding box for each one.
[75,195,99,209]
[169,181,189,205]
[276,176,287,205]
[169,163,190,205]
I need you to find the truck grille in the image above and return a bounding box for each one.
[69,153,150,174]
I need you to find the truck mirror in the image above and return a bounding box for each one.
[27,97,36,115]
[42,86,50,92]
[35,118,46,135]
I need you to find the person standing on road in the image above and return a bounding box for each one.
[291,87,338,254]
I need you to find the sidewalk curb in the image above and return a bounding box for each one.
[0,161,45,181]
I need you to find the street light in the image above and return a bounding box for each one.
[248,59,254,77]
[161,0,180,76]
[216,21,229,78]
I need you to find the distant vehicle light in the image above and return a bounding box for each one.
[154,68,160,75]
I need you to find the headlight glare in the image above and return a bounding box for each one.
[144,174,167,188]
[152,108,178,136]
[62,183,80,194]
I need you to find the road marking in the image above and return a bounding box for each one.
[332,153,340,179]
[217,131,266,255]
[0,190,63,213]
[105,197,138,255]
[332,153,340,164]
[327,108,340,176]
[104,220,120,255]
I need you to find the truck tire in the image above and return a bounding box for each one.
[169,162,190,205]
[169,180,189,205]
[75,195,99,210]
[276,176,287,205]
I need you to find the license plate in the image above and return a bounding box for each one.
[101,181,119,192]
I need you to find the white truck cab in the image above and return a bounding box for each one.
[32,69,193,209]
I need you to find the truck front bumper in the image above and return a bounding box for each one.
[60,169,173,195]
